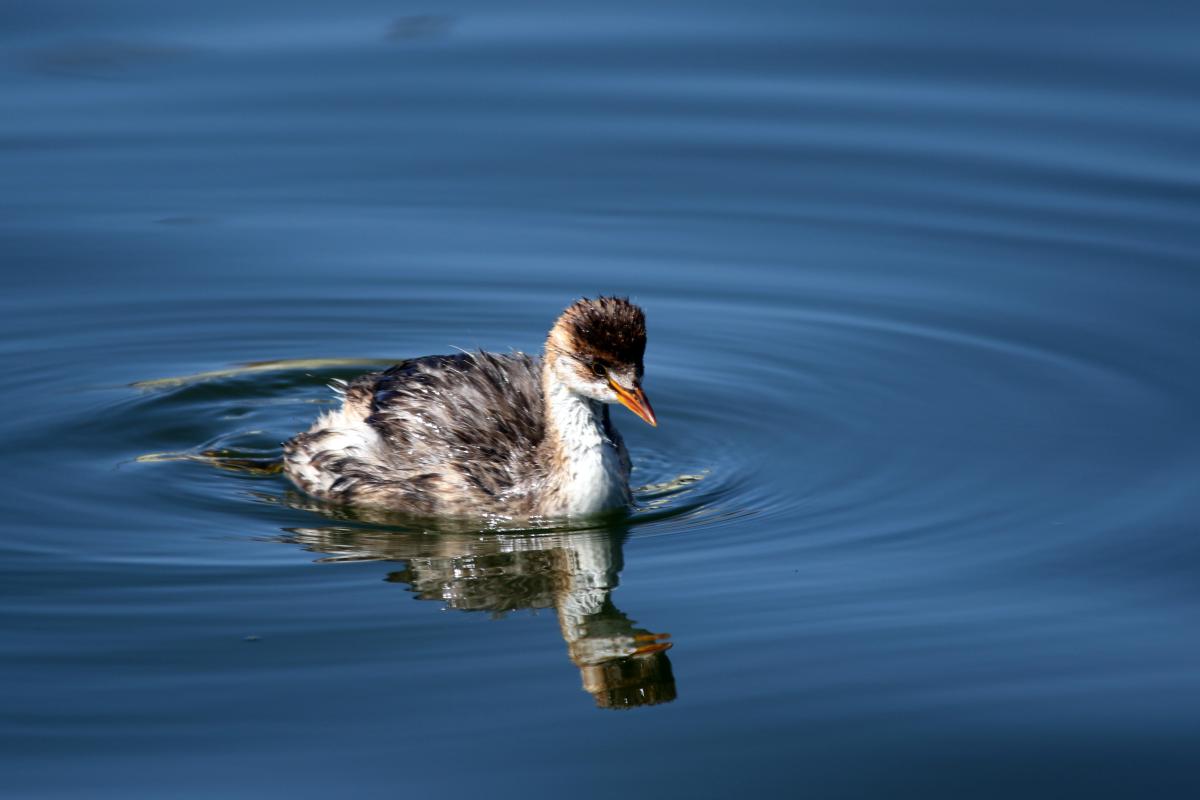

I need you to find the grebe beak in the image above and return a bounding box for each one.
[609,378,657,427]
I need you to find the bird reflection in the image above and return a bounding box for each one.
[280,517,676,710]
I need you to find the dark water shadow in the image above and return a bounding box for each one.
[25,38,193,79]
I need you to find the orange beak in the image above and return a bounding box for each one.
[609,379,657,427]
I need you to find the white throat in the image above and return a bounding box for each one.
[545,368,629,516]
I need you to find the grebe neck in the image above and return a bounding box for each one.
[541,359,629,515]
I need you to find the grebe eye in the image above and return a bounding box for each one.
[591,360,608,378]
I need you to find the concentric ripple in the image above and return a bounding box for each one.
[5,2,1200,792]
[37,273,1176,584]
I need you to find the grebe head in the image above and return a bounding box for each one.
[546,296,657,426]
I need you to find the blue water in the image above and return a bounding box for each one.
[3,2,1200,797]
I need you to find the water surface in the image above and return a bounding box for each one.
[3,2,1200,797]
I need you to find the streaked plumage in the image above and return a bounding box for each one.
[283,297,657,518]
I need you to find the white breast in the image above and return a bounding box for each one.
[545,377,630,516]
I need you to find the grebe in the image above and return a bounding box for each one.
[283,297,657,518]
